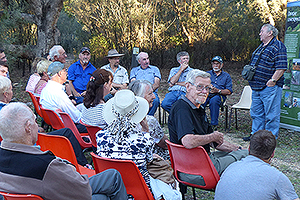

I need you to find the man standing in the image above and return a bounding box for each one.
[49,45,67,63]
[130,52,161,116]
[203,56,232,129]
[243,24,287,141]
[68,47,96,102]
[101,49,129,101]
[215,130,299,200]
[0,102,128,200]
[161,51,193,113]
[169,69,247,189]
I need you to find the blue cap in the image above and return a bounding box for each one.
[211,56,223,63]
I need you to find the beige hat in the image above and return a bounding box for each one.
[37,60,52,74]
[103,89,149,124]
[106,49,125,58]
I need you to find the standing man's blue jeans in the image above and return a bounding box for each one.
[161,91,186,113]
[148,92,160,116]
[250,85,282,138]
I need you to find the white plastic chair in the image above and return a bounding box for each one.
[229,86,252,130]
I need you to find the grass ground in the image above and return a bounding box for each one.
[11,61,299,199]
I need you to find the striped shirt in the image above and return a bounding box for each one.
[248,37,287,90]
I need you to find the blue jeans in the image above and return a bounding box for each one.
[203,94,226,126]
[250,85,282,138]
[148,92,159,116]
[161,90,186,113]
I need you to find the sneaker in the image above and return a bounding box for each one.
[243,135,252,141]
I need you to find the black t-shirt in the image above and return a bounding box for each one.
[168,96,213,153]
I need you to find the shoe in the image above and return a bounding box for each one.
[243,135,252,141]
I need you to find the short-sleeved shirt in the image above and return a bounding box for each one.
[68,60,96,93]
[101,64,129,85]
[215,155,299,200]
[167,66,193,92]
[248,37,287,90]
[207,70,233,93]
[168,95,213,153]
[81,104,107,129]
[130,65,161,92]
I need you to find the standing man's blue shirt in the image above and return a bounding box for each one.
[68,60,96,94]
[130,65,161,92]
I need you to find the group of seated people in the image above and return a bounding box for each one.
[0,46,298,200]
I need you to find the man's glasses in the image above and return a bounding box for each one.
[189,82,211,92]
[0,56,6,61]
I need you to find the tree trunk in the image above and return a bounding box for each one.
[25,0,64,57]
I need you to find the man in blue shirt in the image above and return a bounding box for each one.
[203,56,232,129]
[68,47,96,104]
[243,24,287,141]
[161,51,193,113]
[130,52,161,116]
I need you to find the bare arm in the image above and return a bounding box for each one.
[169,63,188,86]
[157,134,168,150]
[216,140,240,152]
[112,83,128,89]
[266,69,286,87]
[152,77,160,91]
[210,87,232,96]
[181,131,224,149]
[68,81,81,97]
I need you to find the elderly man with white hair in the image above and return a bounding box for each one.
[0,76,13,109]
[0,102,127,200]
[49,45,67,63]
[130,52,161,116]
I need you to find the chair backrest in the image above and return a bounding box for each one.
[41,108,65,130]
[26,91,42,118]
[37,133,80,172]
[59,112,92,149]
[235,85,252,108]
[90,153,154,200]
[80,121,101,148]
[165,140,220,190]
[0,191,43,199]
[39,107,52,126]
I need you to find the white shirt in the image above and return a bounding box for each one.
[40,80,81,123]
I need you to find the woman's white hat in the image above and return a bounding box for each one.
[103,89,149,124]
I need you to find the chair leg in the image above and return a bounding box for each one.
[158,103,162,125]
[225,105,228,131]
[228,108,233,131]
[235,109,238,130]
[192,187,196,200]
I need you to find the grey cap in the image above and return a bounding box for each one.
[47,61,65,76]
[211,56,223,63]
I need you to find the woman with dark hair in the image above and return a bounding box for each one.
[81,69,113,128]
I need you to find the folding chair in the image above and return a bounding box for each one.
[165,140,220,200]
[37,133,95,177]
[0,191,43,199]
[90,153,154,200]
[229,85,252,130]
[59,112,92,149]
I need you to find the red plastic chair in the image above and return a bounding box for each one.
[37,133,95,178]
[90,153,154,200]
[58,112,92,149]
[165,140,220,199]
[80,121,101,148]
[40,108,64,130]
[26,91,43,118]
[0,191,43,199]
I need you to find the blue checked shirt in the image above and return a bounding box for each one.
[248,37,287,90]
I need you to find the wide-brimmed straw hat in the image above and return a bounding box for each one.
[106,49,125,58]
[103,89,148,124]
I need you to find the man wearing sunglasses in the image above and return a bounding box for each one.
[168,69,247,193]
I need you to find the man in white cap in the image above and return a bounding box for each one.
[101,49,129,101]
[203,56,232,129]
[68,47,96,103]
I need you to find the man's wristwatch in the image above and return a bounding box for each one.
[218,89,222,94]
[271,78,277,83]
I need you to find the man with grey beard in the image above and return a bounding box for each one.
[168,69,247,194]
[68,47,96,104]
